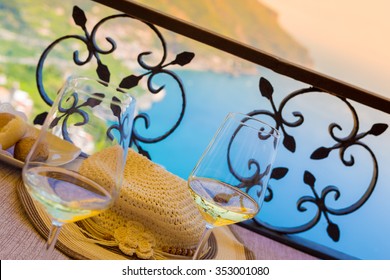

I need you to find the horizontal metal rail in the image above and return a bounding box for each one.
[93,0,390,114]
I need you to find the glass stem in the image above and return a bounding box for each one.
[192,224,213,260]
[45,223,63,259]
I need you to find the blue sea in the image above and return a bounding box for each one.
[136,69,390,260]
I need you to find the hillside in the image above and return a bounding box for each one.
[135,0,312,66]
[0,0,312,116]
[1,0,312,68]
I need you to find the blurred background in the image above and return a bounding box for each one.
[1,0,389,259]
[2,0,388,118]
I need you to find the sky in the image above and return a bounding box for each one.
[260,0,390,98]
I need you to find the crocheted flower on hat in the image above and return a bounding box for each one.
[114,220,156,259]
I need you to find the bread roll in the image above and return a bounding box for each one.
[14,136,49,162]
[0,112,27,150]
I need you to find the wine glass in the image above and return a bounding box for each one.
[188,112,280,259]
[22,76,136,258]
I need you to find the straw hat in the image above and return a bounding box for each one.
[79,147,205,259]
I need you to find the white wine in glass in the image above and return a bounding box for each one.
[188,112,280,259]
[24,166,112,224]
[189,177,259,227]
[22,76,136,258]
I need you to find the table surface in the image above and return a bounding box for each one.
[0,161,317,260]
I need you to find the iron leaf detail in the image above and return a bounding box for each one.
[368,123,388,136]
[49,117,60,129]
[110,96,122,118]
[259,77,274,100]
[172,51,195,66]
[311,146,332,160]
[33,112,48,125]
[283,133,296,153]
[85,93,105,108]
[327,222,340,242]
[119,75,142,89]
[72,6,87,28]
[303,171,316,188]
[97,62,110,83]
[270,167,289,180]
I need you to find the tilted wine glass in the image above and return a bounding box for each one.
[188,112,280,259]
[22,76,136,258]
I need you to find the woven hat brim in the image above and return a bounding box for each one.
[17,179,254,260]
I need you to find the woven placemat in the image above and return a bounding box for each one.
[16,180,255,260]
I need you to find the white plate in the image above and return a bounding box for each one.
[0,126,81,169]
[0,152,24,169]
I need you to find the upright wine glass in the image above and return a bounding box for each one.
[188,112,280,259]
[22,76,136,258]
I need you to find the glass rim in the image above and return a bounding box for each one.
[64,75,135,106]
[227,112,280,139]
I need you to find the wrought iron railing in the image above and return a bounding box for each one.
[35,5,194,159]
[35,0,390,259]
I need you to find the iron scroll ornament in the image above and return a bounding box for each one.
[35,5,194,159]
[226,116,278,196]
[238,77,388,242]
[49,92,131,153]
